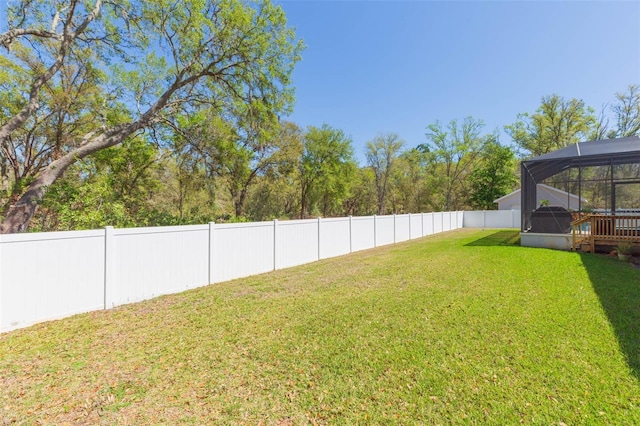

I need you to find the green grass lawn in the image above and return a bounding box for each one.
[2,228,640,424]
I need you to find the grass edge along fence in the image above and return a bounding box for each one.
[0,210,519,332]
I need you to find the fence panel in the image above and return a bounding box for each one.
[512,210,521,229]
[276,219,318,269]
[212,221,274,282]
[320,218,351,259]
[375,215,395,246]
[462,210,521,229]
[395,214,411,242]
[110,226,209,307]
[0,230,105,332]
[463,211,485,228]
[433,213,444,233]
[351,216,375,252]
[423,213,434,236]
[410,214,423,239]
[484,210,515,228]
[445,212,453,231]
[2,210,510,333]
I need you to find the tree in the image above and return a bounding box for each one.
[160,133,217,224]
[468,142,518,210]
[217,117,302,219]
[0,0,302,233]
[365,133,404,215]
[0,0,104,146]
[246,121,304,220]
[1,50,111,213]
[505,94,597,157]
[608,84,640,138]
[169,108,302,220]
[389,148,432,213]
[33,136,165,231]
[343,167,377,216]
[419,117,491,211]
[298,124,356,218]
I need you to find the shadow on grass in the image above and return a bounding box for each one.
[580,253,640,379]
[464,230,521,247]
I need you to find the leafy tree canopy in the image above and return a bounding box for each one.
[0,0,303,233]
[505,94,597,158]
[468,141,518,210]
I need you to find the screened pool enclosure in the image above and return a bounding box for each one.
[520,136,640,251]
[521,136,640,228]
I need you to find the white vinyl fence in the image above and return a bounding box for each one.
[0,210,516,332]
[463,209,521,229]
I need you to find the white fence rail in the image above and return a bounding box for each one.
[0,210,515,332]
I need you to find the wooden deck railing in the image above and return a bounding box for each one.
[571,214,640,252]
[571,215,592,252]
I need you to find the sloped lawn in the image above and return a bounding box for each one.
[1,228,640,424]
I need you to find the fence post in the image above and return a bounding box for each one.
[208,222,215,284]
[273,219,278,270]
[104,226,114,309]
[432,212,435,234]
[349,216,353,253]
[483,210,486,230]
[421,213,424,237]
[408,213,411,240]
[317,217,322,260]
[374,215,377,247]
[393,214,397,243]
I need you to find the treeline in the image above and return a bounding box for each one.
[22,116,518,231]
[4,84,636,232]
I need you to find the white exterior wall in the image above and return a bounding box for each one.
[496,185,585,211]
[4,210,525,333]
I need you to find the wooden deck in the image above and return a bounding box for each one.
[571,214,640,252]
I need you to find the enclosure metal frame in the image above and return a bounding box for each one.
[520,136,640,232]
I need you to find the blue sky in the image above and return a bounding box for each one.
[277,0,640,163]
